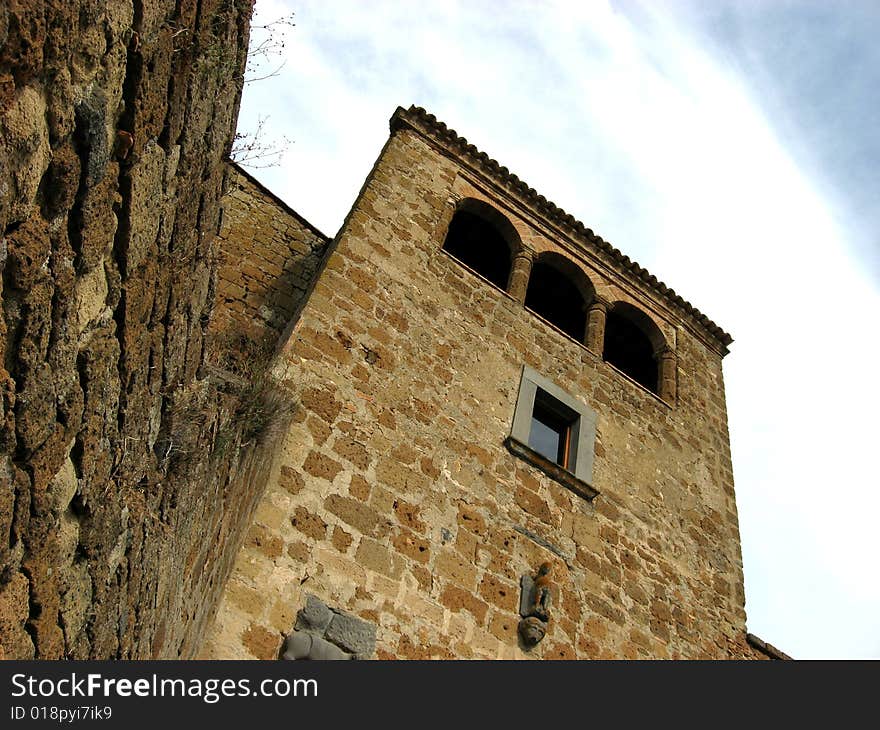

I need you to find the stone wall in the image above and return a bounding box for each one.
[204,111,757,660]
[209,164,329,365]
[0,0,282,659]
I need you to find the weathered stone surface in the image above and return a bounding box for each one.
[325,612,377,658]
[295,595,333,634]
[307,636,350,661]
[0,0,283,660]
[242,624,281,661]
[0,0,771,662]
[207,166,329,358]
[0,572,34,659]
[519,575,536,618]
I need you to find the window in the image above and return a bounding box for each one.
[522,252,595,342]
[506,365,598,501]
[441,199,519,290]
[529,390,576,469]
[602,301,665,395]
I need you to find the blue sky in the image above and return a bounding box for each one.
[237,0,880,659]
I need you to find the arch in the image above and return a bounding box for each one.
[441,198,521,291]
[523,252,596,341]
[602,301,667,394]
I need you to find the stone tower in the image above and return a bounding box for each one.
[203,105,781,660]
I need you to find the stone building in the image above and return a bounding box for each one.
[200,106,787,660]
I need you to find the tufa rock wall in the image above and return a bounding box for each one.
[0,0,286,659]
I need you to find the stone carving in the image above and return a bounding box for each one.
[530,562,553,621]
[518,562,554,647]
[295,595,334,634]
[518,616,547,646]
[283,632,349,661]
[281,594,377,660]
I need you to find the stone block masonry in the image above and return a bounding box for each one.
[210,165,329,357]
[0,0,292,659]
[203,107,782,660]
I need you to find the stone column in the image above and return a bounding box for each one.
[656,346,677,403]
[507,247,535,304]
[585,298,608,354]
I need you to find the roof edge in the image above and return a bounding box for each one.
[746,633,793,660]
[226,161,332,243]
[390,105,733,355]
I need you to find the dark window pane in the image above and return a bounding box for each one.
[602,308,658,393]
[530,413,564,464]
[528,391,574,468]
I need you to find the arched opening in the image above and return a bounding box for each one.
[441,199,517,290]
[602,302,665,394]
[524,253,593,341]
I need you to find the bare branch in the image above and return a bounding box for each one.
[231,12,296,168]
[244,11,296,82]
[230,116,291,169]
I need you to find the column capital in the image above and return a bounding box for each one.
[654,343,675,360]
[512,246,535,263]
[588,296,610,314]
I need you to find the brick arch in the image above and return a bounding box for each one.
[603,300,671,395]
[440,198,523,290]
[455,198,523,250]
[601,289,671,343]
[608,301,667,350]
[524,251,596,341]
[534,251,596,305]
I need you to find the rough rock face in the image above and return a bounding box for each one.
[0,0,276,659]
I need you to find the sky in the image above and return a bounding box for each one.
[236,0,880,659]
